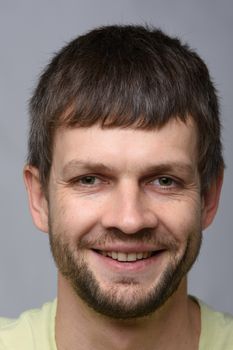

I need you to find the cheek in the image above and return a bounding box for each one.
[49,192,105,238]
[157,197,202,241]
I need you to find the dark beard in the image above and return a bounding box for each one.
[49,225,202,320]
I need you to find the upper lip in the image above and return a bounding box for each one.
[92,244,166,253]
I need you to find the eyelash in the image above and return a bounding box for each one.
[147,176,180,188]
[154,180,183,194]
[70,175,108,187]
[70,174,181,191]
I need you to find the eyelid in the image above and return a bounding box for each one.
[69,174,109,185]
[145,175,181,188]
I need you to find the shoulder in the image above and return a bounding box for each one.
[0,300,57,350]
[198,299,233,350]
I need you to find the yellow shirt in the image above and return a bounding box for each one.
[0,299,233,349]
[0,301,57,350]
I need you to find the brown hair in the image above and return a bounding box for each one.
[28,24,224,191]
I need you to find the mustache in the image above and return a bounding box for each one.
[77,228,179,250]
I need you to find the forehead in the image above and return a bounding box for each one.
[52,117,198,173]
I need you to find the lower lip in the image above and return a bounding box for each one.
[91,250,165,273]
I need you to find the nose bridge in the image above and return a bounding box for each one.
[101,179,158,234]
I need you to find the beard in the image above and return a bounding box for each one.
[49,221,202,320]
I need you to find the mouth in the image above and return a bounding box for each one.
[94,250,165,262]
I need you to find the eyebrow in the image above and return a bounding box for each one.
[61,160,114,177]
[61,159,195,178]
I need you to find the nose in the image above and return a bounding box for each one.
[101,181,158,234]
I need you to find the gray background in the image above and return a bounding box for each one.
[0,0,232,318]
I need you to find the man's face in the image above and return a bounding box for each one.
[46,118,203,319]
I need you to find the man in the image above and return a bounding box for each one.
[0,24,232,349]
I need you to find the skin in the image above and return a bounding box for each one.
[24,117,223,350]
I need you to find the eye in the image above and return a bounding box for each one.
[149,176,177,188]
[77,175,102,186]
[157,177,174,187]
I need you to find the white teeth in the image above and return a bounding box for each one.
[136,252,143,259]
[117,252,127,261]
[112,252,118,259]
[127,253,137,261]
[101,251,153,261]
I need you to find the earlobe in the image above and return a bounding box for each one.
[201,169,224,230]
[23,165,49,233]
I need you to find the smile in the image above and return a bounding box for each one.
[97,251,160,262]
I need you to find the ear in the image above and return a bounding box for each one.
[23,165,49,233]
[201,169,224,230]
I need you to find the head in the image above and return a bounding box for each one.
[25,25,224,319]
[28,24,223,193]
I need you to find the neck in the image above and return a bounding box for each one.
[55,274,200,350]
